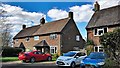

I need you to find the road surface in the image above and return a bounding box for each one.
[1,61,80,68]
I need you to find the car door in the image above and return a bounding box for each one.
[33,51,40,61]
[74,53,81,65]
[37,51,43,61]
[75,53,86,65]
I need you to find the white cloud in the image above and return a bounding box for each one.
[0,4,46,36]
[96,0,119,9]
[47,8,68,20]
[47,4,94,23]
[69,5,94,22]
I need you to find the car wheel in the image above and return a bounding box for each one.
[71,62,76,68]
[47,56,52,61]
[30,57,35,63]
[22,60,26,63]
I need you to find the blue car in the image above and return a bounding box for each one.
[80,52,107,68]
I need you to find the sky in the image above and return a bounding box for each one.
[0,0,120,40]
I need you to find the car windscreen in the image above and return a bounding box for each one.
[87,53,105,59]
[63,52,76,57]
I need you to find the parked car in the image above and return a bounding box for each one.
[56,51,87,68]
[80,52,107,68]
[18,50,52,63]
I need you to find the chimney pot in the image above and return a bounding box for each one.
[68,12,73,19]
[40,17,45,25]
[22,24,26,29]
[94,1,100,12]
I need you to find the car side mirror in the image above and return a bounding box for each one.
[75,56,79,58]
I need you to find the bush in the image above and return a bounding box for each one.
[86,39,94,55]
[52,53,59,59]
[2,46,22,57]
[86,45,94,55]
[103,58,120,68]
[100,29,120,64]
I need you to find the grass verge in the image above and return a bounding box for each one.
[0,57,19,62]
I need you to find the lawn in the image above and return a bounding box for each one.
[0,57,56,62]
[0,57,19,62]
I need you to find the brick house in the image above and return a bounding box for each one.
[86,2,120,52]
[13,12,85,55]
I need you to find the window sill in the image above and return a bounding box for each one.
[94,35,103,37]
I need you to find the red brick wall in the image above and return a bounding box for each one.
[13,34,61,55]
[87,26,120,46]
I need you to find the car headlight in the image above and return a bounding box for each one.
[97,62,105,65]
[65,58,72,61]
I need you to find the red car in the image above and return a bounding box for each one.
[18,51,52,63]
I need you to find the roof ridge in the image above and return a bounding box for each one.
[24,17,69,29]
[46,17,69,23]
[99,5,120,12]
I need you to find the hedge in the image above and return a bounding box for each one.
[2,46,22,57]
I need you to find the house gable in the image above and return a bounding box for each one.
[61,18,85,52]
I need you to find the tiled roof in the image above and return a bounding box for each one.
[14,18,70,39]
[86,5,120,29]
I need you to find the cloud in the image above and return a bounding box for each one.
[69,5,94,22]
[0,4,46,36]
[47,4,94,23]
[96,0,119,9]
[47,8,68,20]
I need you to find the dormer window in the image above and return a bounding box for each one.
[50,34,57,39]
[94,27,108,36]
[34,36,39,41]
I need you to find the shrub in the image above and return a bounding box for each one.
[2,46,22,57]
[100,28,120,64]
[52,53,59,59]
[86,39,94,55]
[103,58,120,68]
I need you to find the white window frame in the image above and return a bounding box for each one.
[94,27,108,36]
[25,37,30,42]
[76,35,80,41]
[34,36,39,41]
[50,34,57,39]
[94,45,104,52]
[50,46,57,54]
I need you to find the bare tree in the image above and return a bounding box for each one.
[0,3,13,55]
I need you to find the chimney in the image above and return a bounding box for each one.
[94,1,100,12]
[68,12,73,19]
[22,24,26,29]
[40,17,45,25]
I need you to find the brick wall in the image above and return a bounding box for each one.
[87,26,120,46]
[13,34,61,55]
[61,19,85,53]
